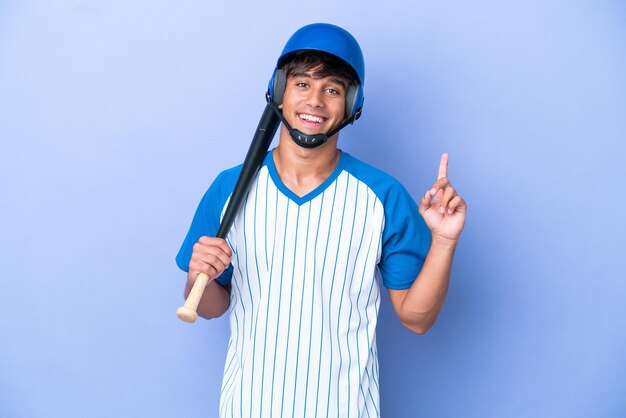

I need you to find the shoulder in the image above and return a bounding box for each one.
[203,163,243,201]
[341,152,410,204]
[202,150,273,206]
[213,164,243,187]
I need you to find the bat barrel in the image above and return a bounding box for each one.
[217,104,280,238]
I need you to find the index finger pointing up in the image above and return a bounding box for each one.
[438,152,449,180]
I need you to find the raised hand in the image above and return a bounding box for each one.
[418,153,466,243]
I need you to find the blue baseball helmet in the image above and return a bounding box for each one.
[268,23,365,122]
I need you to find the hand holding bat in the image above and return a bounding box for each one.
[176,237,232,323]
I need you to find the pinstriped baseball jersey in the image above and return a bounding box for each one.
[176,150,431,417]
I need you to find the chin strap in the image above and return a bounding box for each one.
[266,93,361,149]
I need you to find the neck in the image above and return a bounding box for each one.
[273,125,341,196]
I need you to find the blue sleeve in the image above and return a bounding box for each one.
[175,170,238,285]
[378,184,432,290]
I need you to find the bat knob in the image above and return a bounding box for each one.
[176,307,198,323]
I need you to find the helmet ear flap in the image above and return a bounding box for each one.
[345,84,358,120]
[271,69,287,107]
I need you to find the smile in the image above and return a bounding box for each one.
[298,113,327,123]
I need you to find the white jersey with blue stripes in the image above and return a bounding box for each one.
[177,150,431,417]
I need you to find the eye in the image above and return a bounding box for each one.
[295,82,308,88]
[326,88,341,96]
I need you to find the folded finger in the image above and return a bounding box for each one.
[440,186,456,213]
[447,195,465,214]
[418,189,432,215]
[198,236,233,257]
[430,178,450,196]
[189,259,219,281]
[205,245,232,267]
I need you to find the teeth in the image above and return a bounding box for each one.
[299,113,324,123]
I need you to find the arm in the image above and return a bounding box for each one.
[389,153,466,334]
[388,236,456,334]
[184,236,233,319]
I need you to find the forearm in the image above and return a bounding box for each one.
[398,237,457,333]
[184,278,231,319]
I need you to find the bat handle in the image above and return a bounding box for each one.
[176,273,210,323]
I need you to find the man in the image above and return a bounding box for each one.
[176,23,466,418]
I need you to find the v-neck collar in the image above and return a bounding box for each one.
[265,148,347,206]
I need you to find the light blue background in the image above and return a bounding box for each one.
[1,1,625,417]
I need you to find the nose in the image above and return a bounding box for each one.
[305,86,325,108]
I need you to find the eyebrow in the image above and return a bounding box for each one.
[291,72,348,89]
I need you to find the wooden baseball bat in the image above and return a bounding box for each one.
[176,104,280,323]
